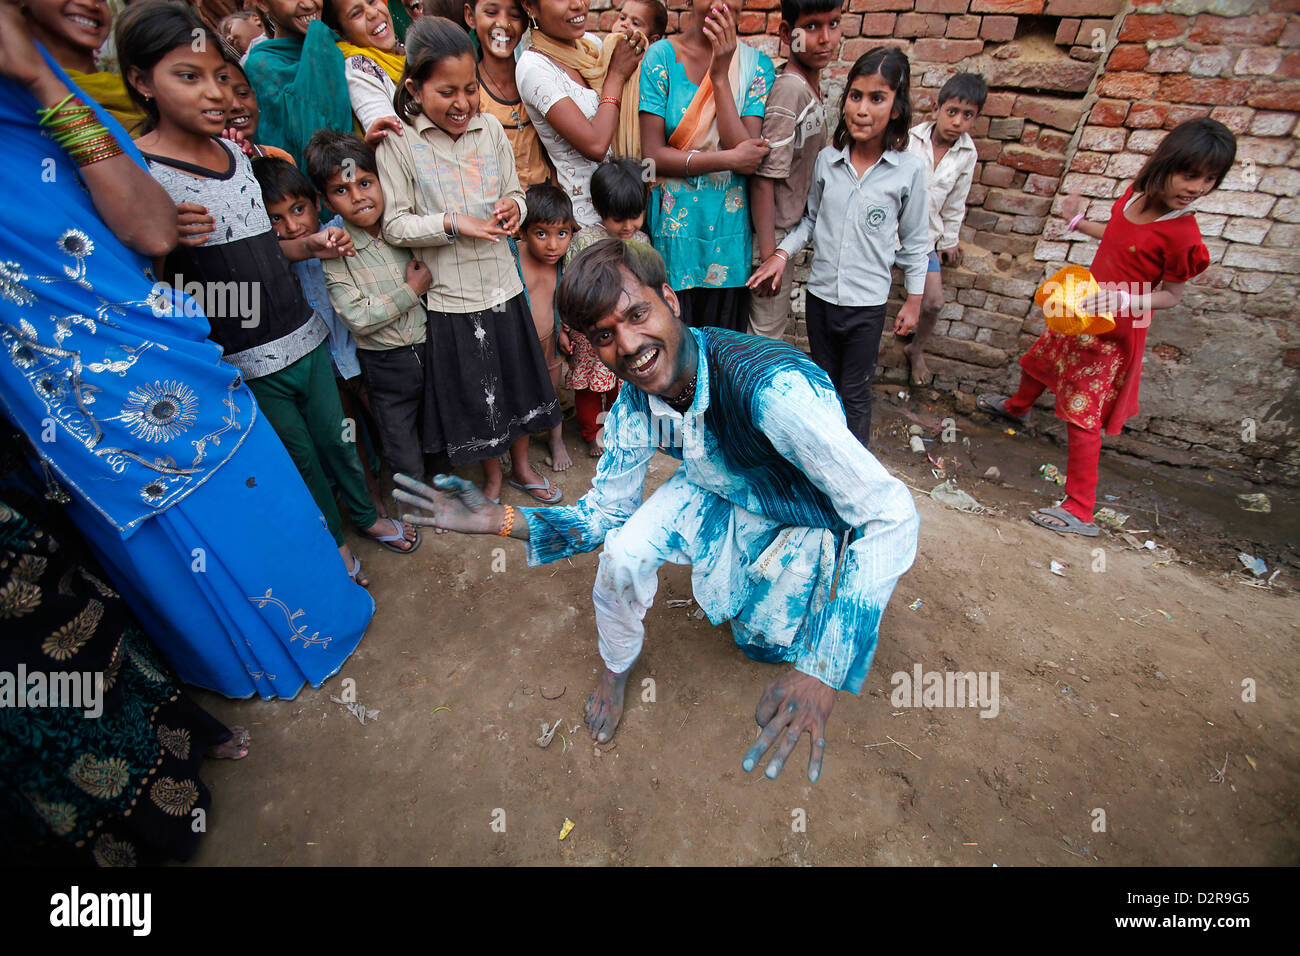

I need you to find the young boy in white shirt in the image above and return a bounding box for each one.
[903,72,985,387]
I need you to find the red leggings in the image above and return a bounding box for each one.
[574,384,620,443]
[1005,376,1103,522]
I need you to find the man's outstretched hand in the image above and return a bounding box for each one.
[393,473,504,536]
[742,670,835,782]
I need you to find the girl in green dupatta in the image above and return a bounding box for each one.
[22,0,145,133]
[243,0,353,169]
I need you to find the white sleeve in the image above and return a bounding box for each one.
[345,54,398,135]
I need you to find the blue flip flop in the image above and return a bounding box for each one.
[508,475,563,504]
[368,517,421,554]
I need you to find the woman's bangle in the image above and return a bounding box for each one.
[599,95,620,108]
[1115,289,1132,313]
[447,211,458,237]
[685,149,700,175]
[497,503,516,537]
[1066,212,1085,233]
[773,249,789,262]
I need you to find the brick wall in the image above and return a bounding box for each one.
[589,0,1300,481]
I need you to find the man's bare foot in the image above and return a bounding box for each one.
[585,668,628,743]
[903,341,933,387]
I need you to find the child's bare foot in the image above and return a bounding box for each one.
[903,341,933,387]
[546,433,573,471]
[585,668,628,743]
[587,439,603,458]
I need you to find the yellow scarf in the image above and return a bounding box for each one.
[67,69,147,135]
[527,31,640,159]
[336,41,406,84]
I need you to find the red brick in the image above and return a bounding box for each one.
[858,12,894,35]
[982,163,1016,187]
[737,11,766,32]
[1148,46,1192,73]
[1070,150,1109,174]
[984,187,1053,216]
[1162,104,1211,128]
[1054,17,1079,45]
[1127,101,1170,129]
[1245,80,1300,111]
[1088,98,1129,127]
[999,144,1066,176]
[895,13,931,36]
[982,91,1016,116]
[1107,43,1148,71]
[970,0,1043,13]
[913,37,985,61]
[1235,46,1283,75]
[915,0,972,12]
[947,14,982,38]
[1024,173,1060,195]
[1096,72,1161,100]
[974,138,1001,161]
[1283,53,1300,79]
[1015,94,1085,131]
[1281,18,1300,47]
[1037,129,1071,154]
[1209,106,1254,135]
[839,12,863,36]
[1158,75,1251,105]
[1117,14,1188,42]
[1044,0,1121,14]
[847,0,913,11]
[979,15,1017,41]
[747,0,780,7]
[1189,14,1287,45]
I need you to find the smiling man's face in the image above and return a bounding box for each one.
[584,266,690,398]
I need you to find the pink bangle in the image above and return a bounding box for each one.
[1067,212,1085,233]
[1116,289,1132,313]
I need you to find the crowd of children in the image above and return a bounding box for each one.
[6,0,1237,680]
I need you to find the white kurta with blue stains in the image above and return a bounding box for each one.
[520,328,918,692]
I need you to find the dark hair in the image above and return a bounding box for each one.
[937,71,987,110]
[780,0,842,28]
[394,16,476,118]
[218,9,260,34]
[304,130,379,194]
[833,46,911,152]
[1133,118,1237,196]
[556,237,672,333]
[251,156,317,206]
[522,183,576,230]
[590,159,649,222]
[116,0,236,134]
[320,0,345,34]
[627,0,669,38]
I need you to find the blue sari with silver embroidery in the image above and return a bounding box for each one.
[0,52,373,699]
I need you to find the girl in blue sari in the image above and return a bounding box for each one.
[0,5,373,699]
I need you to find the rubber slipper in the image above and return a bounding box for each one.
[977,393,1030,424]
[1029,506,1099,537]
[508,475,563,504]
[348,555,369,587]
[367,516,421,554]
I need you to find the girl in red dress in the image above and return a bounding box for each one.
[979,118,1237,536]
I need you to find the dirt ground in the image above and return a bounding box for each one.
[187,389,1300,866]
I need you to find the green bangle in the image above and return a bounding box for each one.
[36,93,78,126]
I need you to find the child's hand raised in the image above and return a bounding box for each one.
[455,214,509,243]
[492,198,521,235]
[364,116,404,147]
[404,259,432,295]
[222,127,255,156]
[703,3,738,75]
[176,202,216,247]
[306,226,355,259]
[746,253,786,295]
[558,324,572,356]
[1061,192,1085,223]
